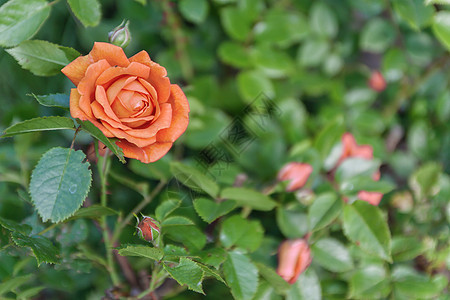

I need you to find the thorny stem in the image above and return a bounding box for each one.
[97,151,120,286]
[161,0,193,81]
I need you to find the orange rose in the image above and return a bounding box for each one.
[62,42,189,163]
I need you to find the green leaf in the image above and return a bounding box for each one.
[297,38,330,67]
[218,41,252,68]
[308,192,343,232]
[155,199,181,221]
[179,0,209,24]
[79,120,125,163]
[6,40,79,76]
[197,263,226,284]
[117,245,163,261]
[1,117,75,138]
[194,197,236,223]
[360,18,396,53]
[391,236,425,262]
[349,264,389,299]
[409,162,442,200]
[250,45,295,78]
[16,286,45,299]
[29,147,92,223]
[219,215,264,252]
[309,2,338,38]
[69,205,118,220]
[0,0,50,47]
[426,0,450,4]
[237,70,275,103]
[28,93,70,109]
[0,217,32,235]
[221,187,277,211]
[192,247,227,269]
[392,0,434,30]
[286,269,321,300]
[162,216,195,226]
[311,238,354,272]
[340,177,395,195]
[170,162,220,198]
[223,251,258,300]
[164,258,204,294]
[164,225,206,251]
[255,263,291,295]
[58,219,88,246]
[276,208,308,239]
[67,0,101,27]
[335,158,380,181]
[11,232,60,265]
[220,7,251,41]
[129,158,171,181]
[392,266,448,298]
[342,201,392,262]
[0,274,33,296]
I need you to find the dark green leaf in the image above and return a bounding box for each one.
[155,199,181,221]
[69,205,118,220]
[220,7,251,41]
[117,245,163,261]
[0,274,33,296]
[1,117,75,138]
[164,258,204,294]
[11,232,60,265]
[391,236,425,262]
[28,93,70,109]
[277,208,308,239]
[0,217,32,235]
[308,192,343,231]
[0,0,50,47]
[194,197,236,223]
[223,251,258,300]
[219,215,264,252]
[197,263,226,284]
[29,147,92,223]
[192,247,227,269]
[6,40,79,76]
[432,11,450,50]
[311,238,354,272]
[360,18,396,52]
[342,201,392,262]
[179,0,209,24]
[255,263,291,295]
[67,0,101,27]
[79,120,125,163]
[221,187,277,211]
[164,225,206,251]
[170,162,220,198]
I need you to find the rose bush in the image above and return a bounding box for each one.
[62,42,189,163]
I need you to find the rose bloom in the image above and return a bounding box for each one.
[62,42,189,163]
[276,239,312,284]
[277,162,313,192]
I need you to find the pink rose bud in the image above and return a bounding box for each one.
[339,133,374,164]
[357,191,383,206]
[278,163,313,192]
[135,215,159,242]
[368,70,386,92]
[277,239,312,284]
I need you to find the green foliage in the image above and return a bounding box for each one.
[193,197,236,223]
[118,245,163,261]
[66,0,101,27]
[11,232,60,266]
[223,251,258,300]
[29,147,92,223]
[163,258,204,293]
[1,117,75,138]
[28,93,70,109]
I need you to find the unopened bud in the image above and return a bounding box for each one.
[108,20,131,49]
[135,215,159,242]
[277,162,313,192]
[277,239,312,284]
[368,70,387,92]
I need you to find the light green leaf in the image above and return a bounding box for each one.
[409,162,442,201]
[170,162,220,198]
[0,274,33,296]
[6,40,79,76]
[309,2,338,38]
[155,199,181,221]
[67,0,101,27]
[223,251,258,300]
[237,70,275,103]
[276,208,308,239]
[194,197,236,223]
[79,120,125,163]
[197,263,226,284]
[219,215,264,252]
[342,201,392,262]
[192,247,227,269]
[340,177,395,195]
[360,18,396,52]
[286,269,321,300]
[11,232,60,265]
[16,286,45,299]
[221,187,277,211]
[162,216,195,226]
[392,0,434,30]
[426,0,450,4]
[164,258,204,294]
[164,225,206,251]
[28,93,70,109]
[392,266,448,298]
[297,38,330,67]
[69,205,118,220]
[220,7,251,41]
[0,0,50,47]
[1,117,75,138]
[179,0,209,24]
[308,192,343,232]
[349,264,390,299]
[117,245,163,261]
[218,41,252,68]
[335,158,381,181]
[391,236,425,262]
[29,147,92,223]
[255,263,291,295]
[129,158,171,181]
[311,238,354,272]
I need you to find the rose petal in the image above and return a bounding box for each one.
[124,103,172,138]
[62,55,91,86]
[95,86,121,123]
[106,76,137,104]
[96,62,150,86]
[69,88,87,120]
[91,101,130,131]
[156,84,190,143]
[117,140,173,163]
[102,122,156,148]
[89,42,130,67]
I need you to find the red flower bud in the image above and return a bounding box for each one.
[136,215,159,242]
[357,191,383,206]
[368,70,386,92]
[278,163,313,192]
[277,239,312,284]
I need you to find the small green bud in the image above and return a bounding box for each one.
[108,20,131,49]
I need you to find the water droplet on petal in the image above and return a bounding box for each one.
[69,184,77,194]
